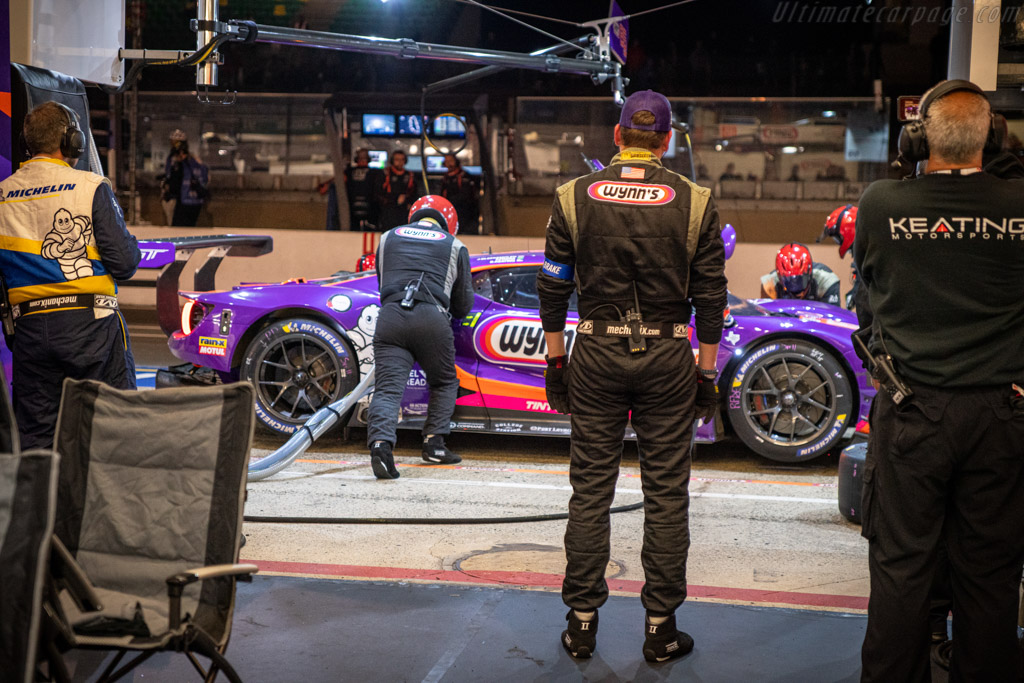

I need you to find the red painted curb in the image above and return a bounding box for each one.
[243,558,869,611]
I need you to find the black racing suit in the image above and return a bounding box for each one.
[760,263,841,306]
[366,220,473,447]
[376,167,421,232]
[344,162,381,230]
[537,148,727,615]
[853,171,1024,683]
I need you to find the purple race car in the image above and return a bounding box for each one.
[153,237,874,463]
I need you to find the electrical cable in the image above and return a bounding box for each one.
[453,0,595,58]
[101,33,235,94]
[244,500,642,525]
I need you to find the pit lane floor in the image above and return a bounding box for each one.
[85,324,910,681]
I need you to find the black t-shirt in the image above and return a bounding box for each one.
[853,172,1024,387]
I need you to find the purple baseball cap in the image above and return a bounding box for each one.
[619,90,672,132]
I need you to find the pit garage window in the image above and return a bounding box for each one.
[473,266,577,311]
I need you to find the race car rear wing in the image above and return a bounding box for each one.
[131,234,273,335]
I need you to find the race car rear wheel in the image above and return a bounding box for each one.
[241,318,359,435]
[726,339,854,463]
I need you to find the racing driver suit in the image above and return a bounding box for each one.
[366,219,473,450]
[0,157,140,450]
[537,148,728,616]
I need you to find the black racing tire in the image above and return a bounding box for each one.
[726,338,854,463]
[241,318,359,435]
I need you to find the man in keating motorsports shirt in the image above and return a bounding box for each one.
[854,79,1024,683]
[0,101,140,450]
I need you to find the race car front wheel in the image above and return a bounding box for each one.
[726,338,854,463]
[241,318,359,435]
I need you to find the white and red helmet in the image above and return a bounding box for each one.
[408,195,459,235]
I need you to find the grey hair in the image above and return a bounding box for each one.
[924,92,991,164]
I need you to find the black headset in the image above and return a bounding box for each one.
[896,79,1001,165]
[21,102,86,159]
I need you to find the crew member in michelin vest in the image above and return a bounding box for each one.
[854,80,1024,683]
[536,90,727,662]
[0,101,140,450]
[366,195,473,479]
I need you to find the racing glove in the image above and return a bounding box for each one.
[544,355,571,414]
[695,375,719,424]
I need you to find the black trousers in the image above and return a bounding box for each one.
[366,302,457,447]
[562,335,695,615]
[861,384,1024,683]
[13,308,136,451]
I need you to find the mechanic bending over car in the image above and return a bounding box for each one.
[853,79,1024,683]
[537,89,727,663]
[759,242,841,306]
[0,101,140,450]
[366,195,473,480]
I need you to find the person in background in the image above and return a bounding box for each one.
[816,204,859,310]
[439,154,479,235]
[718,162,742,181]
[0,101,140,450]
[344,148,382,230]
[164,134,209,227]
[787,164,802,182]
[759,242,840,306]
[376,150,420,231]
[159,129,188,225]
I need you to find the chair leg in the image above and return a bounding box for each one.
[185,627,243,683]
[43,639,72,683]
[99,650,157,683]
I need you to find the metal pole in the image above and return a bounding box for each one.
[234,23,618,80]
[197,0,219,87]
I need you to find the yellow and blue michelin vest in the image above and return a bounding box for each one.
[0,158,115,309]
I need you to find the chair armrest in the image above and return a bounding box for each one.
[165,564,259,630]
[50,534,103,612]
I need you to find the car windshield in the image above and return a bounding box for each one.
[473,265,577,311]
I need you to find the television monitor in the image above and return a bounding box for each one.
[432,115,466,138]
[398,114,427,136]
[362,114,396,136]
[425,155,446,173]
[367,150,388,169]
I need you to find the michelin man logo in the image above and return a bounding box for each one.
[345,304,380,373]
[41,208,93,280]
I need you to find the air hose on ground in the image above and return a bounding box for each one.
[245,362,645,524]
[243,501,643,525]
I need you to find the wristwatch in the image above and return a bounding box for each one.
[698,367,718,380]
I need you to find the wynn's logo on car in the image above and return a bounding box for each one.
[588,181,676,206]
[474,316,577,367]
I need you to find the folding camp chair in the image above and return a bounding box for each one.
[42,379,257,682]
[0,450,59,683]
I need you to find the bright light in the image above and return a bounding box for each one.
[181,300,198,335]
[781,145,799,154]
[409,144,418,154]
[714,144,723,152]
[822,110,837,118]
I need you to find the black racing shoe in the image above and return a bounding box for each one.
[422,435,462,465]
[370,441,400,480]
[643,613,694,663]
[561,609,598,659]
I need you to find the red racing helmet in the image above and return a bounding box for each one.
[776,243,813,295]
[818,204,858,258]
[408,195,459,235]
